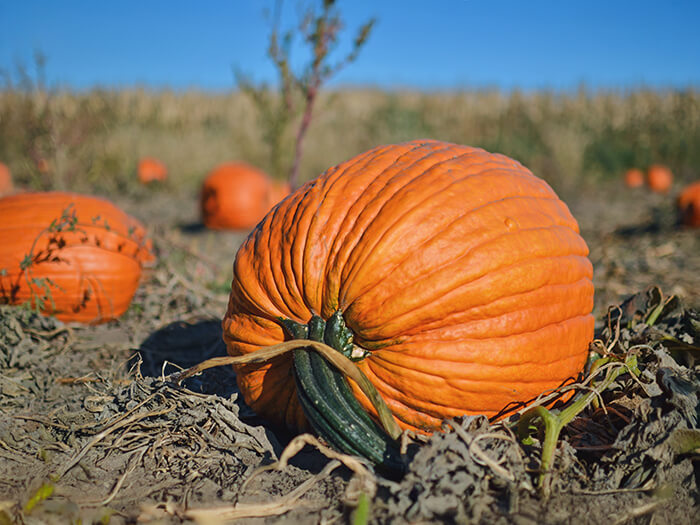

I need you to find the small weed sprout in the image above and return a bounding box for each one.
[238,0,374,188]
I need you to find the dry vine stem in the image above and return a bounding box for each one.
[170,340,402,440]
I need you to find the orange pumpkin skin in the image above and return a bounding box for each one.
[677,181,700,227]
[0,192,154,323]
[138,158,168,184]
[624,168,644,188]
[201,162,274,230]
[647,164,673,193]
[0,162,12,196]
[222,140,595,433]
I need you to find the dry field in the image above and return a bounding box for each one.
[0,89,698,523]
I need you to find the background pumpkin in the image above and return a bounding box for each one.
[137,157,168,184]
[269,180,292,209]
[0,162,12,196]
[623,168,644,188]
[200,162,275,230]
[0,192,154,323]
[647,164,673,193]
[677,181,700,227]
[223,140,594,433]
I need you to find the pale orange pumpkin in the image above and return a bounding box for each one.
[138,158,168,184]
[223,140,594,434]
[647,164,673,193]
[623,168,644,188]
[0,192,154,323]
[201,162,275,230]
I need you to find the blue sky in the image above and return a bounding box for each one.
[1,1,699,91]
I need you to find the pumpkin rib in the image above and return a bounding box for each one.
[365,348,585,410]
[340,194,574,322]
[388,279,594,342]
[359,359,491,430]
[270,194,314,318]
[3,245,142,323]
[320,143,463,315]
[359,353,582,432]
[261,206,306,320]
[337,157,531,304]
[348,245,590,339]
[389,277,593,338]
[0,224,152,262]
[371,315,592,371]
[357,361,445,430]
[339,178,569,310]
[300,143,426,314]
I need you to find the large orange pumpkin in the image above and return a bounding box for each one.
[0,162,12,196]
[137,157,168,184]
[647,164,673,193]
[201,162,275,230]
[223,140,594,434]
[623,168,644,188]
[677,181,700,227]
[0,192,154,323]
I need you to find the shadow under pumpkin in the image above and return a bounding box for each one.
[134,319,335,472]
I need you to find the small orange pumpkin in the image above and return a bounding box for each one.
[0,162,12,196]
[201,162,275,230]
[623,168,644,188]
[223,140,594,433]
[677,181,700,227]
[269,180,292,208]
[137,157,168,184]
[647,164,673,193]
[0,192,154,324]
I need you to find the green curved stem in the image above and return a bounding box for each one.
[171,338,401,440]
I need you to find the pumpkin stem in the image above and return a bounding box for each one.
[517,354,640,497]
[282,313,405,475]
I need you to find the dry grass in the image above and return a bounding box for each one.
[1,87,699,196]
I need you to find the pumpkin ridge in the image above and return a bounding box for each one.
[368,319,591,380]
[347,238,590,336]
[322,143,461,313]
[360,359,470,429]
[299,146,405,313]
[359,359,445,427]
[338,172,569,309]
[263,202,310,319]
[371,335,590,373]
[338,151,506,302]
[312,142,458,314]
[339,193,568,314]
[395,278,594,338]
[285,184,322,316]
[365,350,585,410]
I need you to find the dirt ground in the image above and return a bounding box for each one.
[1,181,698,524]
